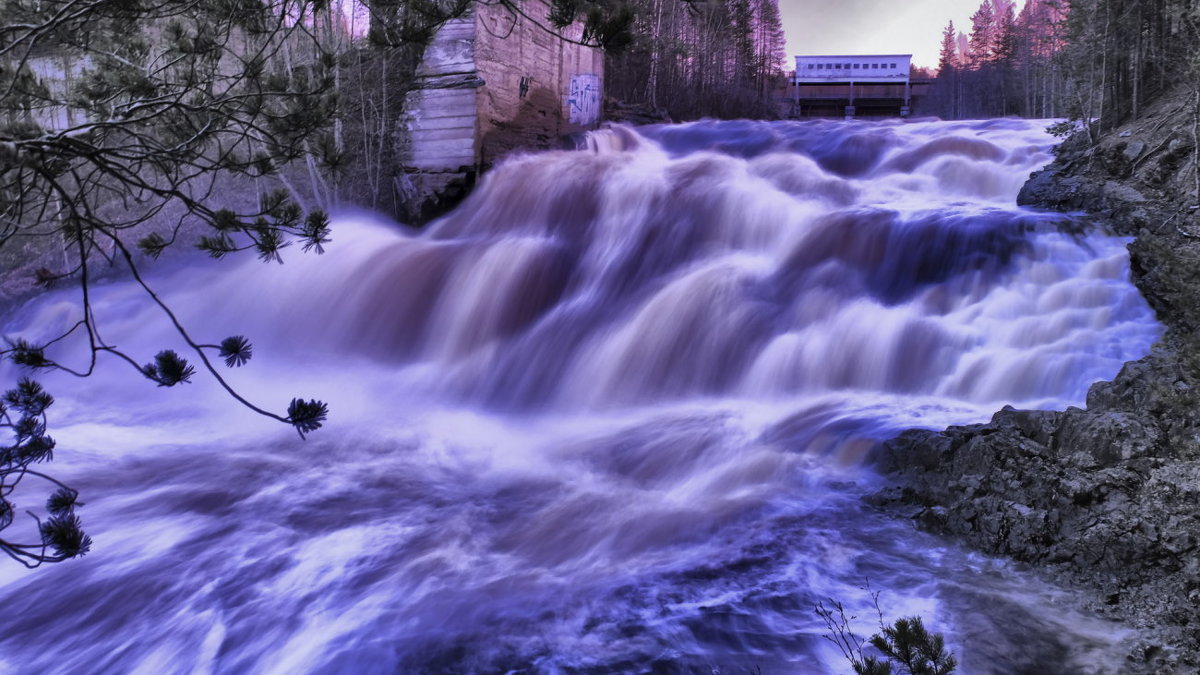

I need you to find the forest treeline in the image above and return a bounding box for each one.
[604,0,787,120]
[931,0,1200,135]
[338,0,789,213]
[352,0,790,121]
[2,0,789,223]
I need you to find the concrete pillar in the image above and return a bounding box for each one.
[793,76,800,118]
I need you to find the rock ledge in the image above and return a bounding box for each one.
[875,93,1200,673]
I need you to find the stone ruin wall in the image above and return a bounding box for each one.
[473,0,603,166]
[398,1,603,223]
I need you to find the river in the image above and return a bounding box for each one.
[0,118,1160,673]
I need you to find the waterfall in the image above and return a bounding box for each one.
[0,118,1157,673]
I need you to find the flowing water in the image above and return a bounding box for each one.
[0,118,1160,673]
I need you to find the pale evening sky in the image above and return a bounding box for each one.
[779,0,1027,71]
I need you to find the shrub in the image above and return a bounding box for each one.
[816,588,957,675]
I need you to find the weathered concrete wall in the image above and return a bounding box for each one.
[474,0,604,167]
[400,13,481,172]
[397,1,604,221]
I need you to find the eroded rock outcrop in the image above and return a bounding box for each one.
[875,90,1200,672]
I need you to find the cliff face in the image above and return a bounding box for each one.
[873,89,1200,673]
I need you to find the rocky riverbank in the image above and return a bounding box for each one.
[872,90,1200,673]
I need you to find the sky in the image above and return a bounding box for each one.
[779,0,1027,70]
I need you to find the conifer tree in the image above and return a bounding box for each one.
[602,0,786,118]
[0,0,665,567]
[931,0,1197,123]
[1,0,340,565]
[729,0,756,84]
[968,1,997,68]
[754,0,787,96]
[937,20,961,117]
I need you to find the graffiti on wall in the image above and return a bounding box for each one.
[567,74,601,126]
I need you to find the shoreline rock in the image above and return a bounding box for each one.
[874,92,1200,673]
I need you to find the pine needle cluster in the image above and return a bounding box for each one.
[816,587,957,675]
[0,379,91,567]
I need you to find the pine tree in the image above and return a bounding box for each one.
[729,0,756,85]
[754,0,787,96]
[937,20,961,117]
[968,1,997,68]
[602,0,785,119]
[0,0,665,569]
[547,0,638,53]
[928,0,1078,118]
[0,0,339,566]
[993,1,1018,114]
[0,378,90,567]
[939,20,960,72]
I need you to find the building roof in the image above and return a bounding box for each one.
[795,54,912,59]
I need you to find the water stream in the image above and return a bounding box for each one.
[0,118,1160,673]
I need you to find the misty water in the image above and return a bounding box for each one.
[0,118,1160,673]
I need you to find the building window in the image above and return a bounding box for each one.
[872,63,879,69]
[890,63,897,69]
[808,64,815,69]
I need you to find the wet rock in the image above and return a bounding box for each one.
[1102,180,1147,204]
[1129,234,1200,332]
[1056,410,1159,464]
[1017,165,1082,210]
[989,405,1059,446]
[879,88,1200,672]
[1146,136,1196,186]
[869,427,955,474]
[1123,140,1146,163]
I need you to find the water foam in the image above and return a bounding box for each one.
[0,118,1157,673]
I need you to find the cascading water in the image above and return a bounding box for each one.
[0,118,1159,673]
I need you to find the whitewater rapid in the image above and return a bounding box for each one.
[0,118,1159,673]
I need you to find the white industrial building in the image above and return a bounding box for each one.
[790,54,915,118]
